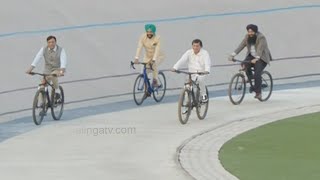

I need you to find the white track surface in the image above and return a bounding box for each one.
[0,88,320,180]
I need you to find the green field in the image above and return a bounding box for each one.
[219,112,320,180]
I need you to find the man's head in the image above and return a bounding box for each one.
[192,39,203,54]
[246,24,258,45]
[145,24,156,39]
[47,35,57,49]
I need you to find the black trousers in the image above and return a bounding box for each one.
[243,54,267,93]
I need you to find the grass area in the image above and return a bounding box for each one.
[219,111,320,180]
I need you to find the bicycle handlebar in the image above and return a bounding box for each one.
[231,58,256,64]
[231,59,248,63]
[29,72,58,77]
[130,61,154,71]
[174,70,209,75]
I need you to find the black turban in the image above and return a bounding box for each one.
[246,24,258,33]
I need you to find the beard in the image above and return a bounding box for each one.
[147,34,154,39]
[247,35,257,45]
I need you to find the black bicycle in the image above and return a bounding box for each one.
[174,70,209,124]
[131,61,166,105]
[228,59,273,105]
[29,72,64,125]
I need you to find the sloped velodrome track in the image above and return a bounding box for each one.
[0,1,320,179]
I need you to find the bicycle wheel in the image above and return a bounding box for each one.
[178,88,192,125]
[228,73,246,105]
[51,86,64,120]
[196,86,209,120]
[32,90,46,125]
[259,71,273,102]
[133,74,147,105]
[153,71,166,102]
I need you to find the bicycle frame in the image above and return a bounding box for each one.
[37,86,51,110]
[192,80,204,107]
[32,72,57,108]
[131,61,156,95]
[179,71,207,107]
[142,65,154,94]
[233,59,256,89]
[230,58,273,99]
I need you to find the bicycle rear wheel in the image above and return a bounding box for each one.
[133,74,147,105]
[178,88,192,125]
[153,71,166,102]
[196,86,209,120]
[259,71,273,102]
[51,86,65,120]
[32,90,46,125]
[228,73,246,105]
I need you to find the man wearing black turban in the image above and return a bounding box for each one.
[228,24,272,100]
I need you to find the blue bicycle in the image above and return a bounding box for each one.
[131,61,166,105]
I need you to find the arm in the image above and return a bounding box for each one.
[152,36,161,61]
[31,47,44,67]
[233,35,248,55]
[135,35,144,60]
[204,51,211,73]
[173,50,189,70]
[27,47,44,73]
[60,48,67,72]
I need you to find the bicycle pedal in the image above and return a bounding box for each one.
[182,109,189,114]
[39,111,47,116]
[249,87,254,93]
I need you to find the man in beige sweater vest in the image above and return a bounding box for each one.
[134,24,165,87]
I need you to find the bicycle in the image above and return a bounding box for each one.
[29,72,65,125]
[130,61,166,105]
[228,59,273,105]
[174,70,209,124]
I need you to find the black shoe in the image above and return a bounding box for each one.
[261,84,268,88]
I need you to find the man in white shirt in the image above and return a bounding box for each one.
[26,35,67,90]
[172,39,211,102]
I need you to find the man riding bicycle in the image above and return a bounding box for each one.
[228,24,272,99]
[26,36,67,99]
[172,39,211,103]
[134,24,165,87]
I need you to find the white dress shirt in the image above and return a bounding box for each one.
[31,46,67,68]
[250,45,257,57]
[173,49,211,73]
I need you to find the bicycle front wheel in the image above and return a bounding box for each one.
[178,88,192,125]
[196,86,209,120]
[228,73,246,105]
[51,86,65,120]
[133,74,147,105]
[259,71,273,102]
[153,71,166,102]
[32,90,46,125]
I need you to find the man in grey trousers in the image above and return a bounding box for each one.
[228,24,272,100]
